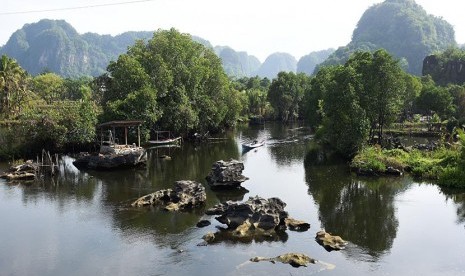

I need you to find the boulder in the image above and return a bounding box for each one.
[206,159,249,189]
[131,180,206,211]
[315,230,348,251]
[284,218,311,232]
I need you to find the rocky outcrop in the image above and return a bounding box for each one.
[206,159,249,189]
[131,180,206,211]
[202,196,309,243]
[73,147,147,170]
[0,160,38,181]
[423,55,465,85]
[315,230,348,251]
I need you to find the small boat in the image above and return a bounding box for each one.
[148,131,182,145]
[242,140,265,151]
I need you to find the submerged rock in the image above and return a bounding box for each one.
[250,253,317,267]
[315,230,348,251]
[196,220,211,228]
[131,180,206,211]
[206,159,249,189]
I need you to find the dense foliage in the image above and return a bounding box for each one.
[306,49,409,157]
[101,28,241,136]
[267,72,310,122]
[0,55,99,160]
[318,0,456,75]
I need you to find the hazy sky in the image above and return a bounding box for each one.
[0,0,463,61]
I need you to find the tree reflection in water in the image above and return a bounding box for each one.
[304,146,410,261]
[440,187,465,224]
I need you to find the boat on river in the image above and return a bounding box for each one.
[242,140,265,151]
[148,131,182,145]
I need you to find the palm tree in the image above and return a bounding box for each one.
[0,55,28,118]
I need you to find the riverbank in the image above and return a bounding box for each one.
[350,140,465,188]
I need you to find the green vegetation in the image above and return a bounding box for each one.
[350,140,465,188]
[306,49,408,157]
[100,28,241,136]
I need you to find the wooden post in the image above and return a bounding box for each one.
[138,125,141,147]
[125,127,128,145]
[112,126,116,144]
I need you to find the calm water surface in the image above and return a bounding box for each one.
[1,123,465,276]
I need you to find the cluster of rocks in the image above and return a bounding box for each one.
[131,180,206,211]
[200,196,310,244]
[131,158,347,268]
[0,160,38,181]
[354,166,403,177]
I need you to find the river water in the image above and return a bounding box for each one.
[1,123,464,276]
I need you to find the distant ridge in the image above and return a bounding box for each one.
[317,0,456,75]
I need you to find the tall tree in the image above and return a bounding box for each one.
[0,55,29,119]
[321,65,369,157]
[347,49,407,143]
[104,28,239,135]
[267,72,310,122]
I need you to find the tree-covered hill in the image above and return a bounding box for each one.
[214,46,261,77]
[318,0,456,75]
[256,52,297,79]
[297,49,334,75]
[0,19,154,77]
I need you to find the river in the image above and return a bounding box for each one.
[1,123,464,275]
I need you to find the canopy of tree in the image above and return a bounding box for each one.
[306,49,409,157]
[100,28,242,136]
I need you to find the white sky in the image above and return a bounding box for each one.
[0,0,463,62]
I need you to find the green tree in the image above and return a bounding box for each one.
[267,72,310,121]
[415,76,455,118]
[347,49,407,143]
[32,73,65,104]
[321,66,369,157]
[0,55,29,119]
[104,28,238,135]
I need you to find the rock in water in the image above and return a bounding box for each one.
[131,180,206,211]
[206,159,249,189]
[206,196,288,233]
[284,218,311,232]
[315,230,348,251]
[250,253,317,267]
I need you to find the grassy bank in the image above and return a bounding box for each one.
[350,141,465,188]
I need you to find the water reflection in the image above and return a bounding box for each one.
[439,187,465,224]
[304,146,409,261]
